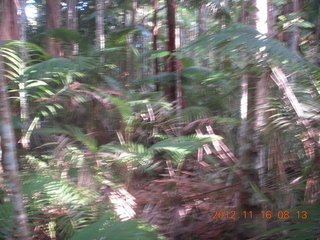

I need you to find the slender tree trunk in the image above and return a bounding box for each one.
[95,0,105,51]
[131,0,137,25]
[128,0,137,80]
[267,1,276,35]
[238,1,258,210]
[0,3,30,238]
[290,0,300,52]
[153,0,160,90]
[197,5,207,36]
[166,0,176,73]
[174,19,183,118]
[0,55,31,239]
[67,0,78,55]
[197,5,208,67]
[46,0,62,56]
[316,7,320,65]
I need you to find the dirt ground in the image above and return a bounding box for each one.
[128,159,240,240]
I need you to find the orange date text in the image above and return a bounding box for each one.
[211,210,308,220]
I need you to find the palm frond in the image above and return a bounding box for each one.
[149,134,222,164]
[25,56,96,77]
[186,23,313,69]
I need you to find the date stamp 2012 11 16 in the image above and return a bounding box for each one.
[211,210,308,220]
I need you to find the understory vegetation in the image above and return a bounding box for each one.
[0,0,320,239]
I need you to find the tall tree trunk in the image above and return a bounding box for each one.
[153,0,159,90]
[95,0,105,51]
[67,0,78,55]
[164,0,177,101]
[0,3,31,239]
[0,56,31,239]
[254,0,269,187]
[237,2,271,237]
[46,0,62,56]
[238,0,259,212]
[165,0,184,111]
[0,0,19,40]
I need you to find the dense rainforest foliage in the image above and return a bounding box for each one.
[0,0,319,239]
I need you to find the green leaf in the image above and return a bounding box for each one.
[149,51,171,59]
[295,21,314,28]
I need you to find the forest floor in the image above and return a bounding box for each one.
[127,158,239,240]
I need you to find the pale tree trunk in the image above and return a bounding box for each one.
[239,0,270,200]
[290,0,300,52]
[267,1,276,35]
[197,4,208,67]
[254,0,269,188]
[175,16,183,119]
[95,0,105,51]
[46,0,62,56]
[0,56,31,239]
[129,0,137,80]
[17,0,30,149]
[67,0,78,55]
